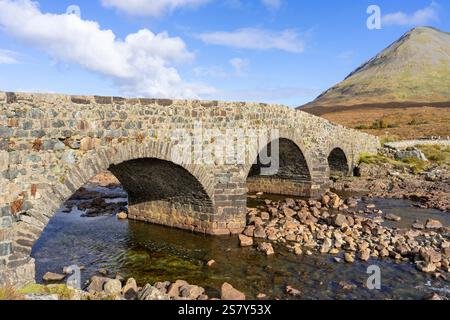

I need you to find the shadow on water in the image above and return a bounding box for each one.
[32,187,449,300]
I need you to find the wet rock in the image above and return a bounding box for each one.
[243,226,255,237]
[344,253,355,263]
[122,278,138,300]
[104,279,122,296]
[420,248,442,264]
[258,242,275,256]
[256,293,267,299]
[360,248,371,261]
[207,260,216,267]
[138,284,170,300]
[283,207,296,218]
[333,214,348,227]
[412,222,425,230]
[221,282,246,300]
[87,276,109,293]
[179,284,205,300]
[43,272,66,282]
[167,280,188,298]
[253,225,267,239]
[286,286,302,297]
[116,211,128,220]
[320,238,332,254]
[428,293,446,300]
[154,281,171,294]
[385,214,401,222]
[425,219,443,230]
[239,234,253,247]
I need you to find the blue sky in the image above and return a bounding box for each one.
[0,0,448,106]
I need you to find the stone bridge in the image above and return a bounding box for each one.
[0,91,379,286]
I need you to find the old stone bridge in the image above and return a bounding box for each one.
[0,91,379,286]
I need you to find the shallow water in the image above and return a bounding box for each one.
[32,187,449,300]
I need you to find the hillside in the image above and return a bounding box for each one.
[299,27,450,139]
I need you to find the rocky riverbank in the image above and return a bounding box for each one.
[243,192,449,278]
[333,161,450,212]
[18,275,246,301]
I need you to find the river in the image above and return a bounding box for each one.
[31,184,450,300]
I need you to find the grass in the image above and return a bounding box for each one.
[417,144,450,165]
[358,152,430,174]
[0,287,24,300]
[322,106,450,140]
[17,283,75,300]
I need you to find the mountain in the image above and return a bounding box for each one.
[300,27,450,115]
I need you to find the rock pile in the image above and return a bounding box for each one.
[242,192,449,277]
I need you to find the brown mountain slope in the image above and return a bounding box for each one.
[299,27,450,139]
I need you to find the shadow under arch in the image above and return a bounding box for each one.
[245,138,313,197]
[14,141,217,262]
[327,147,350,177]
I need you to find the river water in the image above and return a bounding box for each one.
[32,185,450,300]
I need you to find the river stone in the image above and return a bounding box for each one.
[116,211,128,220]
[122,278,138,299]
[239,234,253,247]
[104,279,122,295]
[385,214,401,222]
[87,276,109,293]
[138,284,170,300]
[243,226,255,237]
[283,207,296,218]
[221,282,246,300]
[253,225,266,239]
[425,219,443,229]
[179,284,205,300]
[286,285,302,297]
[43,272,66,282]
[257,242,275,256]
[167,280,188,298]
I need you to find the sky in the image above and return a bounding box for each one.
[0,0,448,107]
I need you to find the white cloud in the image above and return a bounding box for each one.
[101,0,210,17]
[229,57,249,76]
[0,0,214,98]
[0,49,19,64]
[197,28,305,53]
[261,0,282,10]
[382,2,440,26]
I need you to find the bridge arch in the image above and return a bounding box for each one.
[327,147,350,177]
[12,141,216,261]
[245,137,313,197]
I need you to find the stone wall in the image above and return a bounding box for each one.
[0,91,380,286]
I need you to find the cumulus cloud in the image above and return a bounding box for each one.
[261,0,282,10]
[101,0,210,17]
[0,49,19,64]
[382,2,440,26]
[0,0,214,98]
[196,28,305,53]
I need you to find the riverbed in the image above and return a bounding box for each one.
[31,185,450,300]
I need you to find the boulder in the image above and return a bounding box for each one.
[239,234,254,247]
[167,280,188,298]
[385,214,401,222]
[283,207,296,218]
[425,219,443,230]
[117,211,128,220]
[138,284,170,300]
[179,284,205,300]
[333,214,348,227]
[104,279,122,296]
[253,225,267,239]
[87,276,109,293]
[42,272,66,282]
[221,282,246,300]
[122,278,138,300]
[257,242,275,256]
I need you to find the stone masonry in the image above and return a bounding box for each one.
[0,91,380,287]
